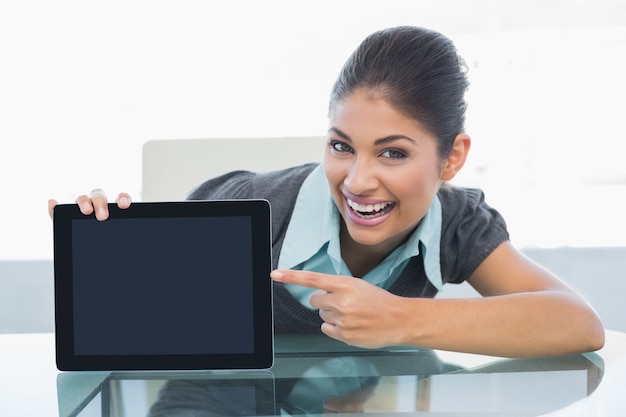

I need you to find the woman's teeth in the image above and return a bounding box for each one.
[347,198,393,217]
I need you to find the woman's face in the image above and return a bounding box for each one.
[324,89,446,253]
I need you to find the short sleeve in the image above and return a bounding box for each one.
[438,186,509,284]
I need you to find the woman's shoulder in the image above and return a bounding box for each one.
[437,184,487,212]
[437,184,510,283]
[252,163,319,196]
[437,184,507,232]
[186,163,319,200]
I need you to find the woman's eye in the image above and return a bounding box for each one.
[380,149,407,159]
[329,140,353,153]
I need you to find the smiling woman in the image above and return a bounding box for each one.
[323,90,466,264]
[53,25,606,358]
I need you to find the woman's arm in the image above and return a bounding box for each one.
[398,241,605,357]
[271,242,605,357]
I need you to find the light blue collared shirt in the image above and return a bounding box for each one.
[278,165,443,308]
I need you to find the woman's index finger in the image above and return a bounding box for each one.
[270,269,343,292]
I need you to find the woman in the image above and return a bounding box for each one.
[49,26,604,357]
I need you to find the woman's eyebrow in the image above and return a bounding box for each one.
[374,135,418,146]
[328,127,418,146]
[328,127,351,141]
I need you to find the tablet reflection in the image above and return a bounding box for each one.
[64,350,603,417]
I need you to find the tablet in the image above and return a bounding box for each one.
[53,200,273,371]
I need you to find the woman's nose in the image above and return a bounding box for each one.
[343,157,378,194]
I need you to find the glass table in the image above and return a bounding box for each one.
[2,331,626,416]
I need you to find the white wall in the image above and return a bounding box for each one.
[1,0,625,260]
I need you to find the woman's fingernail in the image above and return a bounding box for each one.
[119,197,129,206]
[270,270,284,280]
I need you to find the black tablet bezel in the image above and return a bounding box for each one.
[53,200,273,371]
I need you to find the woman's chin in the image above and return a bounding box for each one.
[343,214,395,248]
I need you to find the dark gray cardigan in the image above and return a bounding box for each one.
[188,163,509,334]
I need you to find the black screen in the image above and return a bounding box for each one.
[70,216,255,356]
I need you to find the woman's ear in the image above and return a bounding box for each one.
[441,133,471,181]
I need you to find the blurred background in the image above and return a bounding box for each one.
[1,0,625,332]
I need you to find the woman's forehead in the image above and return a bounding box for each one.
[329,91,433,140]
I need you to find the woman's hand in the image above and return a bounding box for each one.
[48,189,132,221]
[271,270,408,349]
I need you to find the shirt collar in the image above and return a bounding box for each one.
[278,165,338,270]
[278,164,443,290]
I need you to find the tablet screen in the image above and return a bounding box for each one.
[53,200,273,371]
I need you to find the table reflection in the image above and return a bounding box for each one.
[58,338,603,417]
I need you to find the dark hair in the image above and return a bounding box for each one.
[329,26,469,158]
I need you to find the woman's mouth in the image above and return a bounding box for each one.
[345,197,395,226]
[346,198,395,218]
